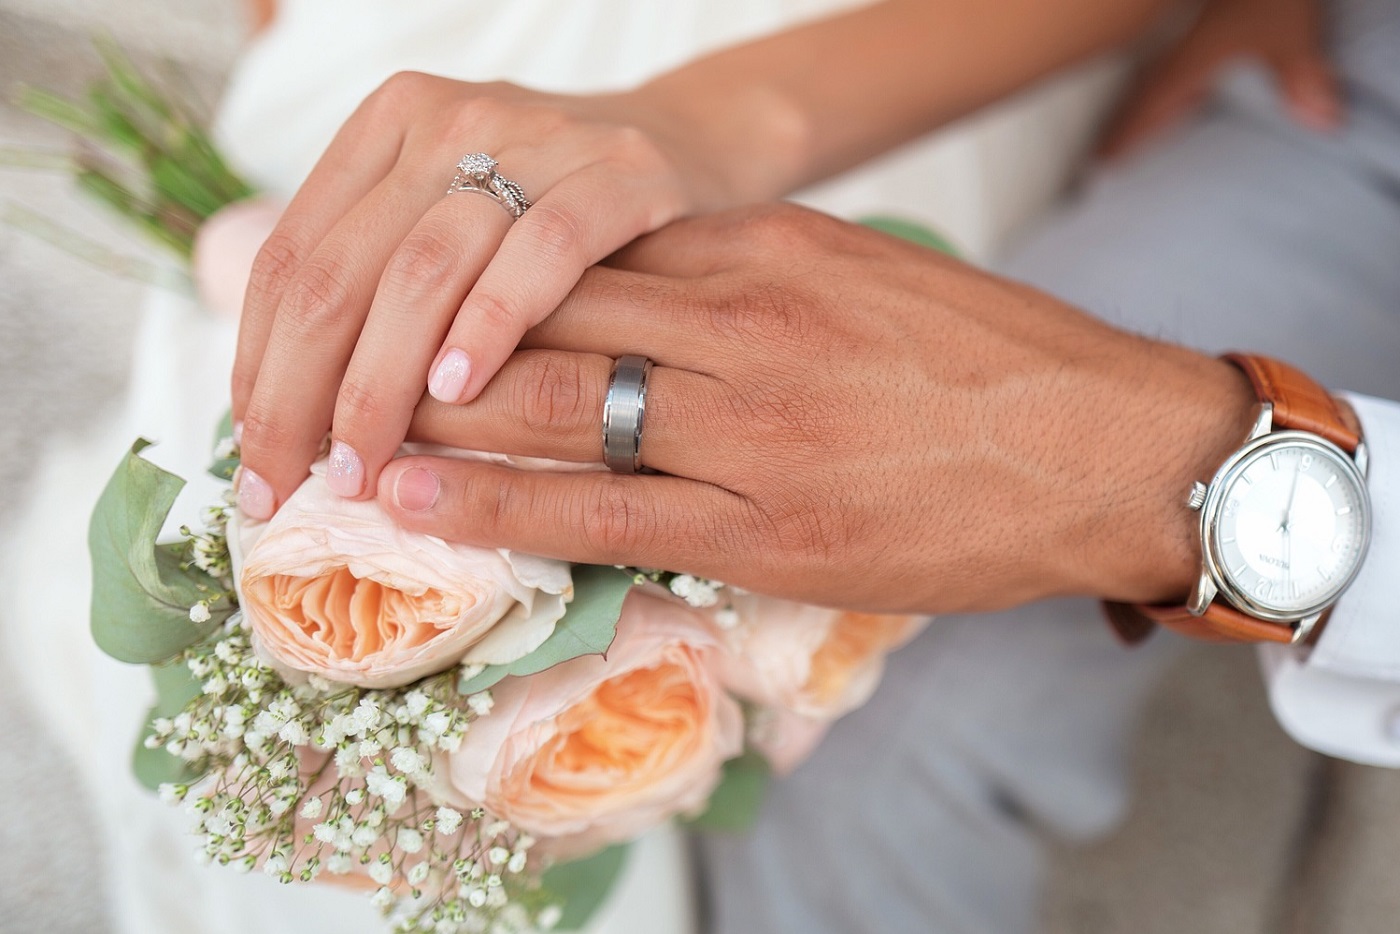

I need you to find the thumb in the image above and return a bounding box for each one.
[1097,58,1213,162]
[1276,54,1343,131]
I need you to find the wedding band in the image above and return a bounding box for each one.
[447,153,532,219]
[603,355,653,474]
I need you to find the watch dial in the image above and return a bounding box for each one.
[1211,439,1368,617]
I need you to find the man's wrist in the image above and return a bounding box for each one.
[1058,344,1259,605]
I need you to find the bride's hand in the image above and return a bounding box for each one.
[230,73,720,518]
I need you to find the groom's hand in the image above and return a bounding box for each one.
[377,204,1256,614]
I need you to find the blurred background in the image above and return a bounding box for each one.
[2,1,1400,932]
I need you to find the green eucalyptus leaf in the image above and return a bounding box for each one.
[540,844,630,931]
[90,439,229,664]
[684,752,771,832]
[131,660,205,791]
[458,565,635,695]
[859,215,960,256]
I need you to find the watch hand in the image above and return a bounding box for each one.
[1282,461,1304,531]
[1283,527,1291,586]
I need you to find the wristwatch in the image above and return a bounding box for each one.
[1105,353,1371,646]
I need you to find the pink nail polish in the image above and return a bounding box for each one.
[428,349,471,403]
[237,467,275,520]
[395,467,440,512]
[327,441,365,497]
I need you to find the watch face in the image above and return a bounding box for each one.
[1205,432,1370,620]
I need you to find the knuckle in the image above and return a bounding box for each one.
[607,125,665,170]
[733,203,822,251]
[336,375,385,424]
[448,94,509,136]
[754,486,839,568]
[518,204,586,265]
[363,72,435,123]
[512,353,592,435]
[477,471,519,539]
[441,468,516,541]
[280,260,358,331]
[378,70,435,102]
[468,287,519,333]
[385,229,462,294]
[580,480,650,557]
[238,405,295,459]
[705,281,809,345]
[247,231,307,305]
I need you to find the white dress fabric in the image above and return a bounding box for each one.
[0,1,1120,931]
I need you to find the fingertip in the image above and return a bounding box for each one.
[1286,89,1343,131]
[428,348,472,404]
[234,466,277,520]
[326,440,366,498]
[1282,62,1344,131]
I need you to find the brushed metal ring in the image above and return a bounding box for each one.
[603,355,652,474]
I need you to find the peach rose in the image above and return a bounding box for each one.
[233,460,572,689]
[191,198,284,323]
[713,594,926,720]
[747,706,831,777]
[442,591,743,855]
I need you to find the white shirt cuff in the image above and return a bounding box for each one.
[1261,392,1400,765]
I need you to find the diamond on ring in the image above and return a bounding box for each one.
[457,153,498,176]
[447,153,532,219]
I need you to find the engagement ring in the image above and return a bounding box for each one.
[447,153,532,219]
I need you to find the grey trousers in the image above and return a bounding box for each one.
[696,2,1400,931]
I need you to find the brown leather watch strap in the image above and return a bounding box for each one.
[1104,600,1293,645]
[1104,352,1356,646]
[1223,352,1360,453]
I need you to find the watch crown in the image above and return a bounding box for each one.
[1186,482,1208,511]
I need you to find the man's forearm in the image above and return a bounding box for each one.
[633,0,1178,207]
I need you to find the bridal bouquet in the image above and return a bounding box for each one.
[90,432,921,932]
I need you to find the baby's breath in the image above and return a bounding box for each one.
[149,622,549,932]
[178,495,235,591]
[625,568,731,610]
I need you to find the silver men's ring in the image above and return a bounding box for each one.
[603,355,653,474]
[447,153,532,219]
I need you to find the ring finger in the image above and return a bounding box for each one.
[324,176,518,498]
[404,349,731,482]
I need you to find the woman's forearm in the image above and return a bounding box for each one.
[633,0,1178,207]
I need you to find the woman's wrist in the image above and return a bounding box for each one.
[619,74,812,211]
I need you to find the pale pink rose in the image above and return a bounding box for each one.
[191,197,284,322]
[443,591,744,856]
[232,460,572,689]
[714,594,926,721]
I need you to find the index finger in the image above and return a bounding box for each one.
[231,80,413,424]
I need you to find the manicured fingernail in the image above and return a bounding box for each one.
[232,420,244,445]
[327,441,365,497]
[428,349,471,403]
[237,467,275,520]
[395,467,440,512]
